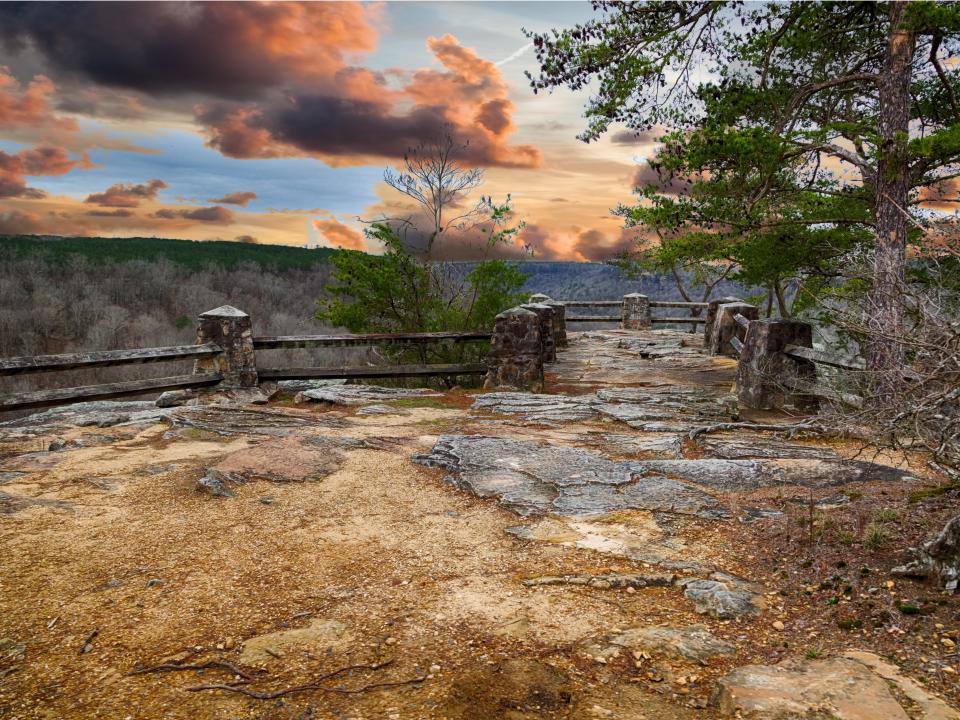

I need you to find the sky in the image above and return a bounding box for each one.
[0,1,659,261]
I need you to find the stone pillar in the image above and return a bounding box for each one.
[737,319,818,411]
[709,302,759,356]
[484,307,544,392]
[703,296,741,348]
[194,305,258,388]
[521,303,557,363]
[621,293,651,330]
[544,300,567,348]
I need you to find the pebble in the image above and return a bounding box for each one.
[429,664,441,673]
[772,621,785,631]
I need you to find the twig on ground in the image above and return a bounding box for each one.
[130,660,255,680]
[79,628,98,655]
[184,659,426,699]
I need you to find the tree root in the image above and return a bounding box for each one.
[184,659,427,699]
[130,660,256,680]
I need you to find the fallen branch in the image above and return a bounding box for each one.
[687,421,833,440]
[130,660,255,680]
[184,660,425,699]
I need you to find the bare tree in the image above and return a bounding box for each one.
[383,128,487,259]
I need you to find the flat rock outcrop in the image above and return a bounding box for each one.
[413,435,726,518]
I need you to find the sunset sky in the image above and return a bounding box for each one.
[0,1,659,260]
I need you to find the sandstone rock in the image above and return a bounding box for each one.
[681,573,765,618]
[699,437,839,460]
[355,404,405,416]
[168,405,343,436]
[1,401,169,430]
[714,655,914,719]
[413,435,726,518]
[585,624,734,663]
[239,619,349,665]
[298,385,442,406]
[522,572,675,589]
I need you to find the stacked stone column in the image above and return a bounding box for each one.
[528,293,567,349]
[737,319,818,411]
[521,303,557,363]
[621,293,651,330]
[703,296,741,348]
[194,305,258,387]
[484,307,544,392]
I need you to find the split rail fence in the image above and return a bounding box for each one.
[1,292,864,414]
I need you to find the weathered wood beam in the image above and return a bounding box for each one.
[555,300,623,307]
[649,301,709,309]
[733,313,751,329]
[258,364,486,380]
[652,317,706,324]
[0,373,221,412]
[782,344,866,371]
[566,315,622,322]
[253,331,490,349]
[0,343,222,377]
[729,336,744,354]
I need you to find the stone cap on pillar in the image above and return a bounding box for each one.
[529,293,552,303]
[623,293,648,299]
[200,305,248,318]
[496,306,538,320]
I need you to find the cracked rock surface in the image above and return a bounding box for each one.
[413,435,726,518]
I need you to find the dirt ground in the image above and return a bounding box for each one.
[0,330,957,720]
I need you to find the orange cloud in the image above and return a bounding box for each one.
[84,179,168,207]
[209,191,257,207]
[314,218,365,250]
[153,206,235,225]
[0,144,91,198]
[0,68,78,132]
[198,34,540,169]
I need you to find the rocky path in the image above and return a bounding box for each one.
[0,329,957,719]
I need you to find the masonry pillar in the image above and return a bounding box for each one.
[194,305,258,388]
[621,293,651,330]
[737,319,818,411]
[544,300,567,348]
[703,296,741,348]
[521,302,557,363]
[484,307,544,392]
[529,294,566,348]
[710,302,758,357]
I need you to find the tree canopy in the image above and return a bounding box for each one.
[526,1,960,372]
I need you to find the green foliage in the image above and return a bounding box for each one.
[527,1,960,318]
[315,222,527,369]
[0,234,334,271]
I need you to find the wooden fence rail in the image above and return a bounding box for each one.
[0,343,222,377]
[252,331,489,350]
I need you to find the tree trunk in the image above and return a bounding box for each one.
[870,1,916,382]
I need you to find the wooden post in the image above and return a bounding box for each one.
[621,293,651,330]
[737,319,818,411]
[703,296,740,348]
[194,305,258,388]
[521,303,557,363]
[710,302,758,356]
[484,307,544,392]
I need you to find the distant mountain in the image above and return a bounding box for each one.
[0,234,754,304]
